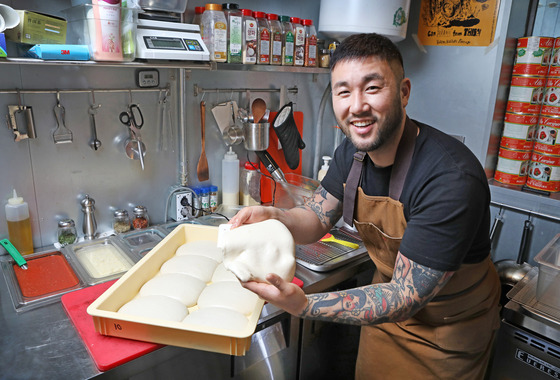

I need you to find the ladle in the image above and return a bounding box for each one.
[88,104,102,150]
[251,98,267,124]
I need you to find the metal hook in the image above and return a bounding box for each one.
[56,91,61,106]
[128,89,133,105]
[17,89,23,108]
[200,91,206,102]
[91,90,96,105]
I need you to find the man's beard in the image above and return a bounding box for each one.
[344,96,404,152]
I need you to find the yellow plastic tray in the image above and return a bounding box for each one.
[87,224,265,356]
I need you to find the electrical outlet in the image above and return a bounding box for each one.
[171,191,193,221]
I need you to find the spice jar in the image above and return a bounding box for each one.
[57,219,77,246]
[132,206,150,230]
[113,209,131,233]
[319,49,330,68]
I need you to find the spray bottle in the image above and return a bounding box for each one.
[222,147,240,206]
[5,189,33,255]
[317,156,332,181]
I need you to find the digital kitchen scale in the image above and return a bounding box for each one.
[135,19,209,61]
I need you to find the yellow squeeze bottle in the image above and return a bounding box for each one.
[5,189,33,255]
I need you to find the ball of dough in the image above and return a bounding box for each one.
[139,273,206,307]
[118,295,188,321]
[176,240,223,263]
[222,219,296,283]
[160,255,218,283]
[183,307,249,332]
[197,281,259,315]
[211,263,240,283]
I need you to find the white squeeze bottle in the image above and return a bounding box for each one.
[5,189,33,255]
[222,147,240,206]
[318,156,332,181]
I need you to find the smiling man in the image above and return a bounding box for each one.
[230,33,501,379]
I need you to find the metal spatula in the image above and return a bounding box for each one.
[53,97,73,144]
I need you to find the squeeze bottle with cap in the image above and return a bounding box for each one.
[317,156,332,181]
[5,189,33,255]
[222,147,240,206]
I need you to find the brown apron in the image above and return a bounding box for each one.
[343,118,501,380]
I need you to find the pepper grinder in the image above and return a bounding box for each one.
[81,194,97,240]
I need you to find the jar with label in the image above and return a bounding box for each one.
[200,187,210,213]
[280,15,294,66]
[223,3,242,63]
[267,13,282,65]
[319,49,330,68]
[254,11,270,65]
[240,162,261,206]
[241,9,257,64]
[132,206,150,230]
[112,209,131,234]
[302,19,317,67]
[57,219,77,246]
[201,3,228,62]
[209,185,219,212]
[291,17,305,66]
[192,6,205,26]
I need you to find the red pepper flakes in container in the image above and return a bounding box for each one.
[14,252,80,298]
[132,205,149,230]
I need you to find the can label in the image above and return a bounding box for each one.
[514,36,554,68]
[494,147,531,185]
[500,112,538,150]
[526,151,560,192]
[506,75,546,114]
[534,115,560,155]
[549,37,560,77]
[541,77,560,116]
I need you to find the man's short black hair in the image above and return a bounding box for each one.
[330,33,404,78]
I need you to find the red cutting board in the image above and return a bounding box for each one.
[260,111,304,204]
[61,280,163,372]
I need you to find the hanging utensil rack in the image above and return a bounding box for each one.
[0,86,170,96]
[193,84,298,97]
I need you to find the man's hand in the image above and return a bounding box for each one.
[241,273,308,317]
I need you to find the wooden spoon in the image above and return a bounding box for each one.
[251,98,267,123]
[197,101,209,181]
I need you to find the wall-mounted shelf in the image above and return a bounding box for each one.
[0,58,330,74]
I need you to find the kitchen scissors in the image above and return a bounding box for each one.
[120,104,146,170]
[119,103,144,129]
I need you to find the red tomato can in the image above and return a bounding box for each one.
[541,77,560,117]
[506,75,546,114]
[513,36,554,76]
[549,37,560,77]
[526,151,560,192]
[534,115,560,155]
[500,112,538,150]
[494,147,531,186]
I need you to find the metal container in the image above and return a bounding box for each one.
[137,0,188,13]
[243,122,269,151]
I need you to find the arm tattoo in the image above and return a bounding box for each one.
[303,186,342,227]
[299,254,454,325]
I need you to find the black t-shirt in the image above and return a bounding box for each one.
[322,119,491,272]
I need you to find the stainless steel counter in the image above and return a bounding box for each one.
[0,251,373,380]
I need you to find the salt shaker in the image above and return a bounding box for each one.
[113,209,131,233]
[81,194,97,240]
[132,206,149,230]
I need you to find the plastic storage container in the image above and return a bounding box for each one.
[241,8,257,64]
[280,15,294,66]
[267,13,282,65]
[254,11,270,65]
[63,3,139,61]
[534,233,560,309]
[201,3,227,62]
[223,3,242,63]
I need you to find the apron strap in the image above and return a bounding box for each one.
[389,117,418,200]
[343,151,366,226]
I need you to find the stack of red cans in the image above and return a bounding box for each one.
[495,36,560,192]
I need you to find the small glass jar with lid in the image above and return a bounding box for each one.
[57,219,77,246]
[132,206,150,230]
[113,209,131,233]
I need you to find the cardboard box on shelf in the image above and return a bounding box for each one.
[5,10,67,45]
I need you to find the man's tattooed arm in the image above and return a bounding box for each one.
[296,185,342,228]
[298,253,454,325]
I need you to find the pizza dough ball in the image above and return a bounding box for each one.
[118,295,188,321]
[139,273,206,307]
[176,240,223,263]
[222,219,296,283]
[183,307,249,332]
[197,281,259,315]
[160,255,218,283]
[211,263,240,283]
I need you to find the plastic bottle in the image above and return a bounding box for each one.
[222,147,240,206]
[222,3,242,63]
[267,13,282,65]
[317,156,332,181]
[240,162,261,206]
[241,9,257,64]
[291,17,305,66]
[280,15,294,66]
[201,3,228,63]
[254,11,270,65]
[302,19,317,67]
[5,189,33,255]
[192,6,205,26]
